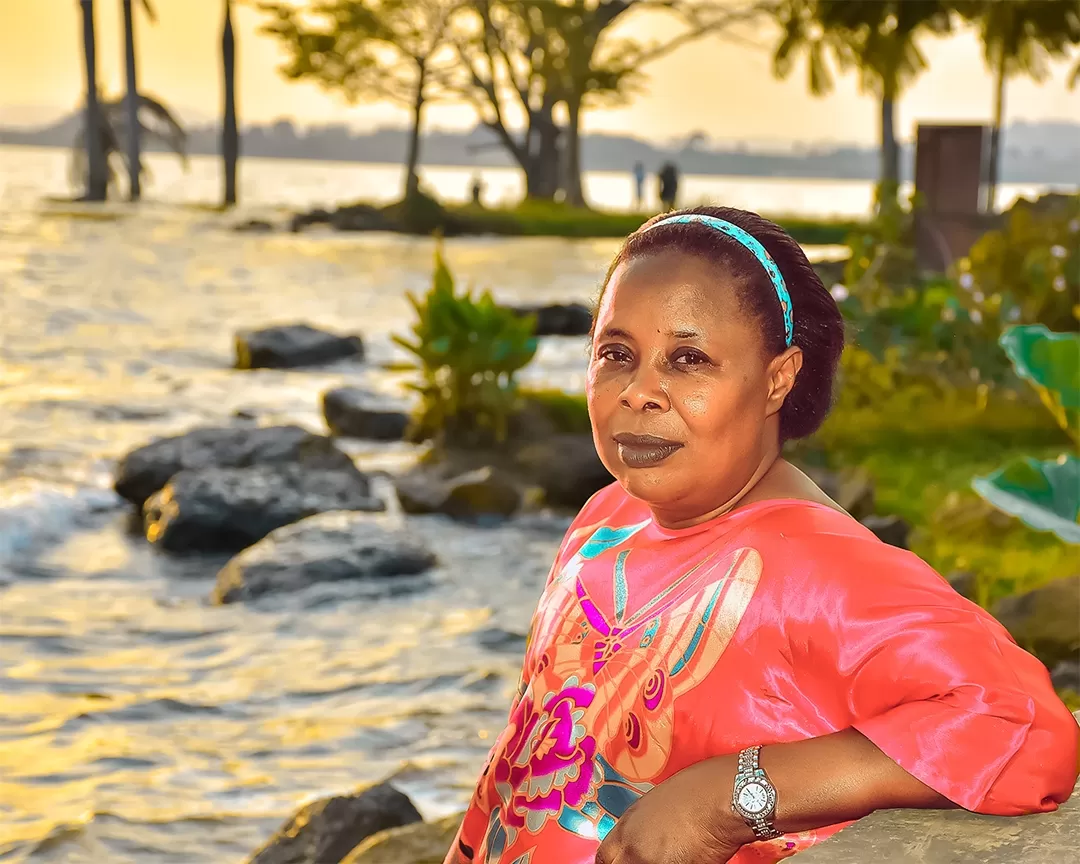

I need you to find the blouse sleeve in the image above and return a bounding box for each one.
[783,529,1079,816]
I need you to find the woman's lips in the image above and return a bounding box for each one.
[612,433,684,468]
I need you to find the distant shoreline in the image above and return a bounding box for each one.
[4,117,1080,186]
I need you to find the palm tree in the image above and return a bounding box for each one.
[71,92,188,194]
[222,0,239,206]
[961,1,1080,211]
[773,1,953,207]
[121,0,157,201]
[79,0,108,200]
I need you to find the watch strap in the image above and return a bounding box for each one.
[733,745,782,841]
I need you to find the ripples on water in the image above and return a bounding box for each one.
[0,197,613,862]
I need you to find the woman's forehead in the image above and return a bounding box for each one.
[598,252,744,326]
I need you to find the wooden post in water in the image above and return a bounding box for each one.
[80,0,108,201]
[222,0,238,207]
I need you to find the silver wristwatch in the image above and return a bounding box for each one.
[732,745,782,840]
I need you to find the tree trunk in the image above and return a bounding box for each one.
[987,50,1007,213]
[404,63,426,201]
[80,0,108,201]
[122,0,141,201]
[563,97,586,208]
[222,0,238,207]
[877,89,899,208]
[525,110,560,200]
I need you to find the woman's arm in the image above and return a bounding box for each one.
[595,727,954,863]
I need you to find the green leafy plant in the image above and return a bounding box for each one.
[393,243,539,449]
[972,324,1080,543]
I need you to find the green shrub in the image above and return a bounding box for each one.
[393,244,539,448]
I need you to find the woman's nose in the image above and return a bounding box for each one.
[620,361,670,413]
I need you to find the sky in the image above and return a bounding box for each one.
[1,0,1077,148]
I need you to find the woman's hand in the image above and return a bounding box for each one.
[594,755,753,864]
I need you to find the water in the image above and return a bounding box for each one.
[0,146,1067,862]
[0,145,1063,217]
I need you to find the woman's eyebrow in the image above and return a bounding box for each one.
[668,327,704,339]
[597,326,635,341]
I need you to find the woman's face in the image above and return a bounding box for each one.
[587,249,799,526]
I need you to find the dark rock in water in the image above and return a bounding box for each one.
[513,434,613,509]
[395,465,522,521]
[289,207,332,232]
[234,219,275,233]
[509,302,593,336]
[213,510,436,604]
[144,462,384,554]
[330,204,389,232]
[235,324,365,370]
[343,813,462,864]
[946,570,977,600]
[795,719,1080,863]
[860,514,911,549]
[992,575,1080,669]
[1051,657,1080,692]
[475,627,528,655]
[114,424,356,508]
[246,782,422,864]
[322,387,411,441]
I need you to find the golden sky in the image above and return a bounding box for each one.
[1,0,1077,146]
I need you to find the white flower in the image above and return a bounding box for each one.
[830,284,849,302]
[1069,219,1079,233]
[942,307,957,322]
[973,291,985,303]
[971,309,983,324]
[1051,245,1068,259]
[1007,307,1022,322]
[1053,275,1067,292]
[959,273,974,289]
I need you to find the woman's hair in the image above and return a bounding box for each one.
[594,205,845,441]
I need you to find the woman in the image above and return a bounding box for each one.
[444,206,1079,864]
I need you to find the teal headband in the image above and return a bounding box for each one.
[642,213,794,348]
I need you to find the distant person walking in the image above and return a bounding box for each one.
[658,162,680,211]
[470,174,484,207]
[632,161,646,210]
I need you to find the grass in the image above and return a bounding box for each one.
[333,195,862,245]
[525,384,1079,608]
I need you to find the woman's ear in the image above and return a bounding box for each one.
[765,346,803,418]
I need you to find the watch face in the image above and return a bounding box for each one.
[737,782,770,815]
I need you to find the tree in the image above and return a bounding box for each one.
[223,0,239,206]
[71,93,188,194]
[960,1,1080,211]
[79,0,108,201]
[259,0,460,201]
[120,0,157,200]
[455,1,769,206]
[773,0,954,206]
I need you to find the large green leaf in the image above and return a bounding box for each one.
[972,454,1080,544]
[999,324,1080,439]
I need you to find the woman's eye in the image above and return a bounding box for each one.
[674,349,709,367]
[597,345,631,363]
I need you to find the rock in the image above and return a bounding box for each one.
[510,302,593,336]
[235,324,365,370]
[330,204,390,232]
[289,207,332,232]
[513,434,613,510]
[144,462,384,554]
[796,714,1080,863]
[234,219,275,233]
[1051,658,1080,692]
[992,575,1080,669]
[322,387,411,441]
[475,627,528,655]
[114,425,356,508]
[861,514,911,549]
[212,510,437,604]
[946,570,977,600]
[246,782,422,864]
[342,813,462,864]
[394,465,523,521]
